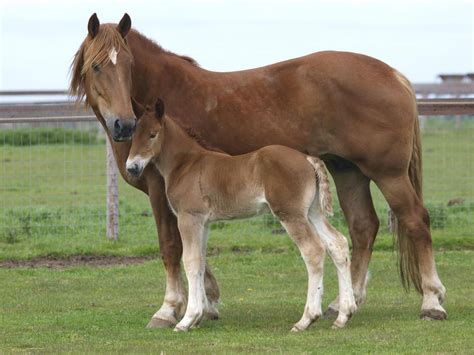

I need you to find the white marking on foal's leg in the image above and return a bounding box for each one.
[280,220,325,332]
[174,215,209,332]
[310,213,357,328]
[109,47,118,65]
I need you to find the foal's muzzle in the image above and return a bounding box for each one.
[126,162,142,177]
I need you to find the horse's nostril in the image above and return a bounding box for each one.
[127,163,140,176]
[114,119,122,131]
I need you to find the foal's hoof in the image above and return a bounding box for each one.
[174,324,189,332]
[146,317,176,329]
[323,307,339,320]
[420,309,447,321]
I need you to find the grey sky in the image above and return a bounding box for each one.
[0,0,472,90]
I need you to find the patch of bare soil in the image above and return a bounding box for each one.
[0,255,154,269]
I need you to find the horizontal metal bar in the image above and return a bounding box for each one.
[0,90,68,96]
[417,100,474,115]
[0,116,97,124]
[1,99,474,122]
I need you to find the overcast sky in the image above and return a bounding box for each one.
[0,0,472,90]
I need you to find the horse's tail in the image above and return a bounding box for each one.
[307,156,333,217]
[391,72,424,294]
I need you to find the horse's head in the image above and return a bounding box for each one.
[126,99,165,177]
[70,13,136,141]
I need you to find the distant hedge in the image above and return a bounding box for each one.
[0,128,104,146]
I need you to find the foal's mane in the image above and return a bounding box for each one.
[69,25,198,104]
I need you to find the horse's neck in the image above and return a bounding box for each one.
[128,33,202,111]
[157,117,206,179]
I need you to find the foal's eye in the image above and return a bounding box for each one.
[149,132,157,139]
[92,63,100,73]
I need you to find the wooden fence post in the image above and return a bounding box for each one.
[106,140,119,241]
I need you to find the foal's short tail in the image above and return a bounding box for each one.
[306,157,333,217]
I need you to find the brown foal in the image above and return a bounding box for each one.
[70,13,447,325]
[126,100,357,332]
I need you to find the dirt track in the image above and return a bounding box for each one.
[0,255,154,269]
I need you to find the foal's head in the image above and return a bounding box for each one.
[70,13,136,141]
[126,99,165,177]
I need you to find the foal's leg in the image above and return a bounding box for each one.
[375,175,447,320]
[279,218,326,332]
[146,177,219,328]
[324,161,379,316]
[174,214,209,332]
[309,208,357,328]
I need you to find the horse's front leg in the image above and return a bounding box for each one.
[174,214,209,332]
[146,176,186,328]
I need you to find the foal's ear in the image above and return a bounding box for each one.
[131,97,145,118]
[117,13,132,38]
[155,99,165,122]
[88,13,100,38]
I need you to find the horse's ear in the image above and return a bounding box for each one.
[155,99,165,122]
[117,13,131,38]
[131,97,145,118]
[88,13,100,38]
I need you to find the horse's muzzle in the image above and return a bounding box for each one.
[112,118,136,141]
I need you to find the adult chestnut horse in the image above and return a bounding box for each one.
[70,13,447,326]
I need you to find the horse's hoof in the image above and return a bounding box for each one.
[420,309,447,321]
[174,325,189,332]
[146,317,175,329]
[290,325,303,333]
[331,320,346,329]
[323,307,339,320]
[204,309,219,321]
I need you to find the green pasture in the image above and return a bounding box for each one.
[1,251,473,352]
[0,118,473,352]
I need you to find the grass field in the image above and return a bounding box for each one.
[1,250,473,352]
[0,118,473,352]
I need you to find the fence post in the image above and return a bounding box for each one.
[106,140,119,241]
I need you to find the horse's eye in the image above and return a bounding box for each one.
[92,63,100,73]
[149,132,158,139]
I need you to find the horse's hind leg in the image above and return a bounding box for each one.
[280,218,326,332]
[375,175,447,320]
[324,161,379,317]
[309,209,357,328]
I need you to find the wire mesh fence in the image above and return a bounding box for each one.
[1,114,473,251]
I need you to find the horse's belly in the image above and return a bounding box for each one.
[209,194,270,222]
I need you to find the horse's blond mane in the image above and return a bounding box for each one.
[69,24,131,104]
